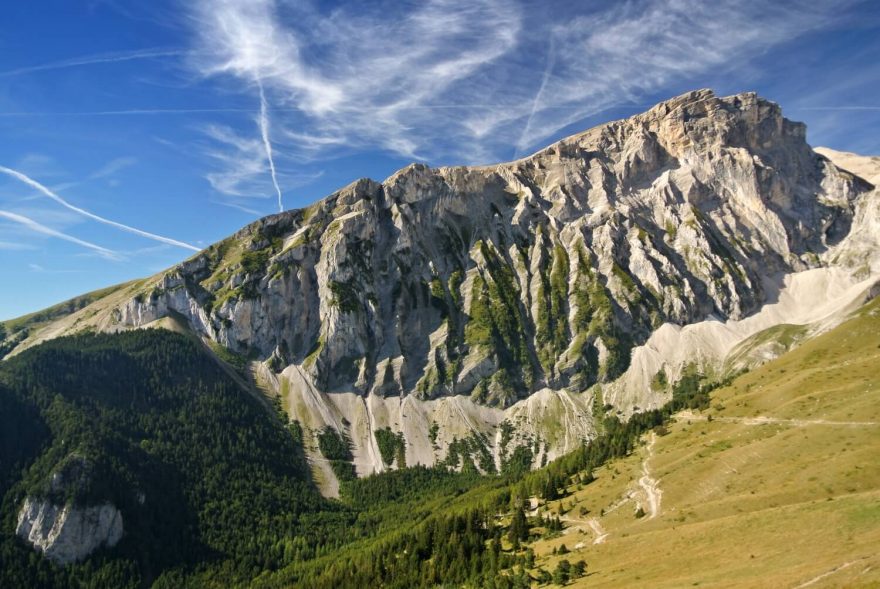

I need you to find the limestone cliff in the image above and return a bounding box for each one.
[2,89,877,494]
[14,457,124,564]
[16,498,123,565]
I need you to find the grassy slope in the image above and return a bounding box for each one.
[0,282,130,332]
[532,296,880,588]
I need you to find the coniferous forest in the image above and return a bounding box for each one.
[0,329,706,588]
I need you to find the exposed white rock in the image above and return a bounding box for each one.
[605,267,880,415]
[16,497,123,565]
[815,146,880,186]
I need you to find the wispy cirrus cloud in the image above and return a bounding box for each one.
[89,157,138,180]
[506,0,859,152]
[0,210,118,259]
[202,123,276,198]
[188,0,521,162]
[201,121,323,210]
[48,157,140,193]
[186,0,856,166]
[0,108,260,117]
[0,240,37,251]
[0,165,200,251]
[213,200,265,216]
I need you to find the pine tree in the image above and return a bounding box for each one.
[553,559,572,585]
[508,505,529,547]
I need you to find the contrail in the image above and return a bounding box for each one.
[0,165,200,252]
[795,106,880,111]
[515,37,556,159]
[258,80,284,212]
[0,48,182,77]
[0,210,118,259]
[0,108,264,117]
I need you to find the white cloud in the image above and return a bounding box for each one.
[203,123,276,197]
[187,0,854,166]
[187,0,521,169]
[89,156,138,180]
[0,240,36,251]
[213,200,264,216]
[201,121,323,202]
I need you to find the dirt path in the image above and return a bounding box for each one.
[603,492,634,516]
[586,518,609,544]
[638,432,662,519]
[792,557,869,588]
[560,516,609,544]
[728,416,878,427]
[678,410,878,428]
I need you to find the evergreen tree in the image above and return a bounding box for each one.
[508,505,529,547]
[553,559,572,585]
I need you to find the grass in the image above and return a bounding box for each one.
[207,339,248,374]
[1,281,132,333]
[527,296,880,588]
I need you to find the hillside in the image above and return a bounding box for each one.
[529,295,880,587]
[0,330,326,586]
[815,147,880,186]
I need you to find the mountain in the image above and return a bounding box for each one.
[1,89,878,498]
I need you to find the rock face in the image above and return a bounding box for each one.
[16,498,123,565]
[815,147,880,186]
[122,90,863,394]
[3,89,878,492]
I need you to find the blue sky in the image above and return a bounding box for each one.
[1,0,878,320]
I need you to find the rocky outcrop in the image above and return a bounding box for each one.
[13,455,125,565]
[818,148,880,276]
[2,89,876,491]
[16,498,123,565]
[815,147,880,187]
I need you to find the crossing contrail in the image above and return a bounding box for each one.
[0,165,200,252]
[258,80,284,212]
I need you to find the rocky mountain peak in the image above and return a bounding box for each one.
[3,89,876,488]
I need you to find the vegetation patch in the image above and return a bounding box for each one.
[328,280,360,314]
[317,426,356,483]
[536,243,571,373]
[463,242,534,398]
[317,427,352,461]
[374,427,406,467]
[207,340,248,375]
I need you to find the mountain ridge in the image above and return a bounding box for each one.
[2,88,878,493]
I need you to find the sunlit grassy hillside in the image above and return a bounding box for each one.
[531,297,880,588]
